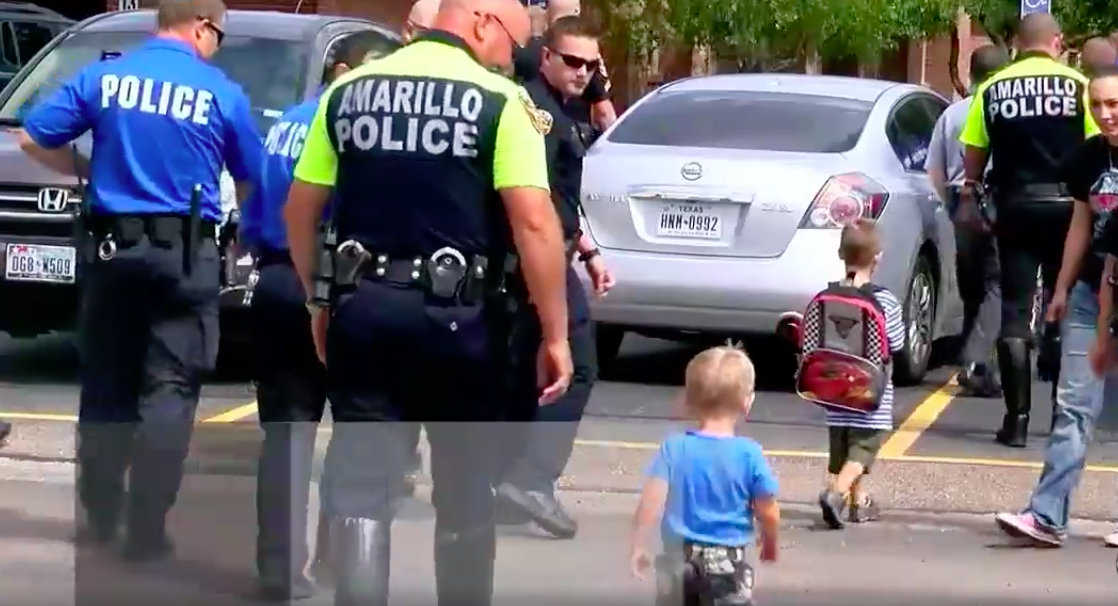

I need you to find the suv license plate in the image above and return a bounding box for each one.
[4,244,77,284]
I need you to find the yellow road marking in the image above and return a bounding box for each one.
[9,383,1118,475]
[0,412,79,421]
[200,402,259,423]
[876,374,959,459]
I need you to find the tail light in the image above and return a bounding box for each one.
[798,172,890,229]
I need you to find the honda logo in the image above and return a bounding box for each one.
[37,188,69,213]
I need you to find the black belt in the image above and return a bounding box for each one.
[995,183,1069,199]
[88,214,216,247]
[350,247,511,304]
[255,247,293,269]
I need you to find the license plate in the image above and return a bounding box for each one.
[4,244,77,284]
[656,203,721,239]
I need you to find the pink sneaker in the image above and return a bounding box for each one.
[994,512,1064,546]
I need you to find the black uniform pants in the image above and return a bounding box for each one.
[321,280,521,529]
[249,254,327,582]
[995,198,1071,340]
[503,267,597,492]
[76,236,219,539]
[950,188,1002,366]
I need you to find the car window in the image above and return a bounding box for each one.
[0,23,17,69]
[887,96,939,172]
[605,90,874,153]
[321,30,399,87]
[0,30,310,133]
[10,20,63,65]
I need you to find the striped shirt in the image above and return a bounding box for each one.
[824,288,906,430]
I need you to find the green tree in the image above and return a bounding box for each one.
[964,0,1118,46]
[588,0,960,72]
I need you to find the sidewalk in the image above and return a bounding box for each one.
[0,463,1115,606]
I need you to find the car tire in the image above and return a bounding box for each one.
[894,254,936,386]
[594,324,625,373]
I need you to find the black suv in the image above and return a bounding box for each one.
[0,10,400,353]
[0,3,72,90]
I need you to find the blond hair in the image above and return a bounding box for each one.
[838,218,881,270]
[684,345,755,415]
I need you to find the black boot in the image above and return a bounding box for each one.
[995,338,1031,448]
[434,523,496,606]
[332,518,390,606]
[255,423,318,601]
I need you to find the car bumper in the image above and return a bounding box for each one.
[582,231,845,336]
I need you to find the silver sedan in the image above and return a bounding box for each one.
[578,74,966,384]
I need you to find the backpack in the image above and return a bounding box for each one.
[796,281,892,415]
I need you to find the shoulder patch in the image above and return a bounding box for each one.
[519,89,553,135]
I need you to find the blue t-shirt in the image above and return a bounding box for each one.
[647,431,779,547]
[241,96,319,252]
[23,37,263,222]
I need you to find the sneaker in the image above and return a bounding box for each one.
[818,490,846,530]
[849,496,880,523]
[993,512,1064,546]
[1103,526,1118,548]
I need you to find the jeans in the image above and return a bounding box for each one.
[1028,281,1118,531]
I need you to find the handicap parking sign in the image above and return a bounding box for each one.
[1020,0,1050,15]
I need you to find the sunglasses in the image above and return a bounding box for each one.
[475,12,520,50]
[549,49,600,72]
[199,18,225,46]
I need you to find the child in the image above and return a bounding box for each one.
[817,218,905,529]
[629,345,780,606]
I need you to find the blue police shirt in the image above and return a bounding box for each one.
[647,431,779,547]
[240,96,319,253]
[22,37,263,223]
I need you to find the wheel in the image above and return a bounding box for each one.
[594,324,625,373]
[893,255,936,386]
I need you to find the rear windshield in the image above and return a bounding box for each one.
[0,31,310,133]
[607,91,874,153]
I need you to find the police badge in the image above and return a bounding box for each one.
[519,90,553,135]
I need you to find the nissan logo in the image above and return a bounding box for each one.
[37,188,69,213]
[681,162,703,181]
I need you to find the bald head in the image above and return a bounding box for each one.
[404,0,440,41]
[1082,37,1117,74]
[1017,13,1062,55]
[546,0,579,24]
[432,0,531,69]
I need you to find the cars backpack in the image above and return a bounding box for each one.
[796,280,891,415]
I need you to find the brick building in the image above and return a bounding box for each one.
[103,1,991,106]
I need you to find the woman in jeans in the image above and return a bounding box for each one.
[994,66,1118,547]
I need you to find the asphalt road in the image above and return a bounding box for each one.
[4,331,1118,467]
[0,474,1114,606]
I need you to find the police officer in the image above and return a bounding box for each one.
[242,32,386,601]
[404,0,440,42]
[495,14,615,540]
[927,44,1008,397]
[1080,37,1117,77]
[18,0,262,559]
[959,13,1099,448]
[514,0,617,132]
[282,0,574,603]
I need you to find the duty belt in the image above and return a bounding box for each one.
[335,241,509,304]
[88,214,216,255]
